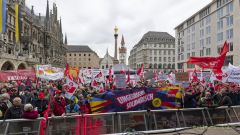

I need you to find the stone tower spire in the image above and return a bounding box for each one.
[45,0,50,30]
[121,35,125,47]
[65,33,68,45]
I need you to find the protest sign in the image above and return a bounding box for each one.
[115,74,126,89]
[175,72,189,82]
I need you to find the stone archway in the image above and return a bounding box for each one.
[1,61,15,71]
[17,63,27,70]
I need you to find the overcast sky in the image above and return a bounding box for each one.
[26,0,212,58]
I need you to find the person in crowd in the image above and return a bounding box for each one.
[0,93,12,108]
[66,98,80,114]
[22,103,39,119]
[78,94,91,114]
[4,97,24,119]
[220,89,232,106]
[32,92,48,117]
[0,94,9,119]
[20,90,33,104]
[52,90,66,116]
[10,88,20,103]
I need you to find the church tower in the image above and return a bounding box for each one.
[119,35,127,65]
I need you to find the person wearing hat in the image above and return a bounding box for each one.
[32,92,48,117]
[52,90,66,116]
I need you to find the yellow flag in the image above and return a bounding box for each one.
[15,2,19,43]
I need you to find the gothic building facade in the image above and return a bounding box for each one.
[0,0,67,70]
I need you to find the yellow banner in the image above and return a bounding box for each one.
[15,2,19,43]
[0,0,3,33]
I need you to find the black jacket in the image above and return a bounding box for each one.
[4,106,24,119]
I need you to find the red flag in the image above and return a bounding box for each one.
[91,80,99,87]
[192,69,199,82]
[40,93,53,135]
[108,69,113,82]
[187,41,229,80]
[95,71,103,78]
[137,64,144,78]
[64,63,69,76]
[126,70,130,84]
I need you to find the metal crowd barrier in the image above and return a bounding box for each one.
[0,118,43,135]
[1,106,240,135]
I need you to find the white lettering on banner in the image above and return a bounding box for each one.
[7,76,27,81]
[126,93,154,110]
[116,90,145,104]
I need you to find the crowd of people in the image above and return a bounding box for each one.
[0,79,94,120]
[0,78,240,120]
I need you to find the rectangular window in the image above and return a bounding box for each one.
[229,42,233,51]
[206,16,211,25]
[226,2,233,14]
[217,20,223,30]
[200,29,204,38]
[206,48,211,55]
[192,52,195,56]
[200,20,204,28]
[187,53,190,59]
[226,15,233,26]
[164,50,166,55]
[200,50,204,56]
[226,29,233,39]
[200,39,204,48]
[168,50,171,55]
[164,57,166,62]
[173,57,175,62]
[159,57,162,62]
[191,25,195,32]
[217,32,223,42]
[159,50,161,55]
[206,37,211,46]
[192,43,195,49]
[154,50,157,55]
[206,26,211,35]
[217,8,224,19]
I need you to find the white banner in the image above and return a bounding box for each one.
[36,65,64,80]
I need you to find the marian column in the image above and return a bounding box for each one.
[114,26,118,60]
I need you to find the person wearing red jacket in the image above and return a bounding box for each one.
[52,90,66,116]
[22,104,39,119]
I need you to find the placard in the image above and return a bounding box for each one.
[175,72,189,82]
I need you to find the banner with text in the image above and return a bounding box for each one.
[90,86,182,113]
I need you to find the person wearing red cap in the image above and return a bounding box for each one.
[52,90,66,116]
[32,92,48,117]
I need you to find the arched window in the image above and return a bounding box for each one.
[154,63,158,69]
[163,64,167,69]
[158,64,162,69]
[168,64,171,69]
[172,64,175,69]
[149,64,152,69]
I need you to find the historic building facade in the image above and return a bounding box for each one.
[0,0,67,70]
[66,45,100,69]
[128,31,176,73]
[175,0,240,70]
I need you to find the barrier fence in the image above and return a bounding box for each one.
[1,106,240,135]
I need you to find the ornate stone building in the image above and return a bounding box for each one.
[0,0,67,70]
